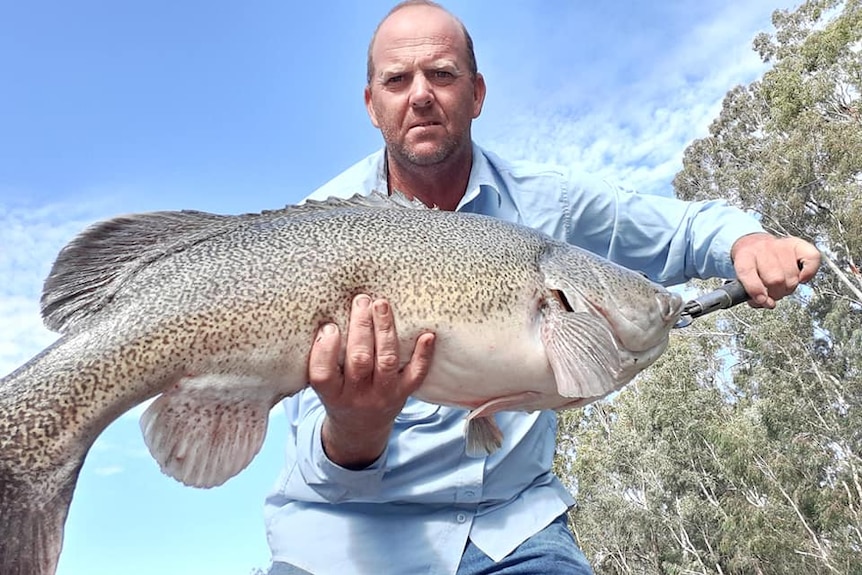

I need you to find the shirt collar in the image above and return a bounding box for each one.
[457,142,503,211]
[374,142,503,211]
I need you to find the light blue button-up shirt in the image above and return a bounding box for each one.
[264,143,764,575]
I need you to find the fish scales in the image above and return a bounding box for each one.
[0,192,683,575]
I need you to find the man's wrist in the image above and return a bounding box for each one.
[321,416,393,470]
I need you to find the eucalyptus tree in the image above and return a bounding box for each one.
[558,1,861,573]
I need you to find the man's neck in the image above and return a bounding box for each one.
[385,145,473,212]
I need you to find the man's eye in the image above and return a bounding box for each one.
[386,75,404,84]
[434,71,453,79]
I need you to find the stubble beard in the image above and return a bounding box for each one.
[384,127,462,168]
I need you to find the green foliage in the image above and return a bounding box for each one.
[557,1,862,573]
[678,0,862,263]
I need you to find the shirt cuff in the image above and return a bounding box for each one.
[295,410,389,502]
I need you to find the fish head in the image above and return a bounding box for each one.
[542,243,683,350]
[539,243,684,399]
[585,272,683,353]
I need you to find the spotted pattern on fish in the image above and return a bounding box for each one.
[0,192,682,575]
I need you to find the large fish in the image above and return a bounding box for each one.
[0,192,682,575]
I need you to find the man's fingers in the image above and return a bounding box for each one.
[732,234,823,308]
[795,239,822,283]
[734,252,773,308]
[372,299,402,376]
[344,295,376,386]
[310,295,435,409]
[760,249,797,301]
[371,299,435,396]
[400,332,436,396]
[757,238,819,301]
[308,323,343,397]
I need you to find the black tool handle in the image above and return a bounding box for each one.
[689,280,750,318]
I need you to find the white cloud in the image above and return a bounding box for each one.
[475,1,788,196]
[0,198,115,375]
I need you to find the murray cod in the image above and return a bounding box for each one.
[0,192,682,575]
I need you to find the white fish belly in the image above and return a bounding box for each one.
[409,319,559,410]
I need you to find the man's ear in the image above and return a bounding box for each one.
[365,86,381,128]
[472,73,487,118]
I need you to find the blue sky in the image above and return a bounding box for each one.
[0,1,792,574]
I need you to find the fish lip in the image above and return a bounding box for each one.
[664,292,685,322]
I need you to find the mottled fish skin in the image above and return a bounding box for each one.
[0,192,683,575]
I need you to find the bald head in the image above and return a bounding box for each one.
[366,1,477,84]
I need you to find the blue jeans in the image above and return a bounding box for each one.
[267,512,593,574]
[457,512,593,575]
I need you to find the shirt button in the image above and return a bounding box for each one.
[456,513,467,523]
[464,490,475,498]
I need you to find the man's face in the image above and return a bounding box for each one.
[365,6,486,167]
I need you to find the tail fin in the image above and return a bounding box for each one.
[0,462,82,575]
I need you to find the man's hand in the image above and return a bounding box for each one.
[308,294,436,470]
[731,232,821,308]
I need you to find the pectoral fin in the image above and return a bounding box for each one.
[140,374,278,488]
[542,310,621,400]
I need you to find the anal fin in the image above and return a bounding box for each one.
[465,417,503,457]
[140,373,280,488]
[464,391,542,457]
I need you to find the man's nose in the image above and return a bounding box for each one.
[409,75,434,108]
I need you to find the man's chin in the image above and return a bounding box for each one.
[400,144,453,166]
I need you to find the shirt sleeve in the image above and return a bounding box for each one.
[563,173,765,285]
[287,388,389,503]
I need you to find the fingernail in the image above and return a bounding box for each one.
[322,323,337,335]
[355,294,371,308]
[374,300,390,315]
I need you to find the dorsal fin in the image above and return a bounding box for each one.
[40,191,429,334]
[41,210,237,333]
[296,190,433,212]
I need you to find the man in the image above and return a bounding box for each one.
[264,2,821,574]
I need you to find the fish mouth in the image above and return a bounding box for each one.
[662,292,685,324]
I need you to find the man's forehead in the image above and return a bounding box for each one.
[372,6,466,62]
